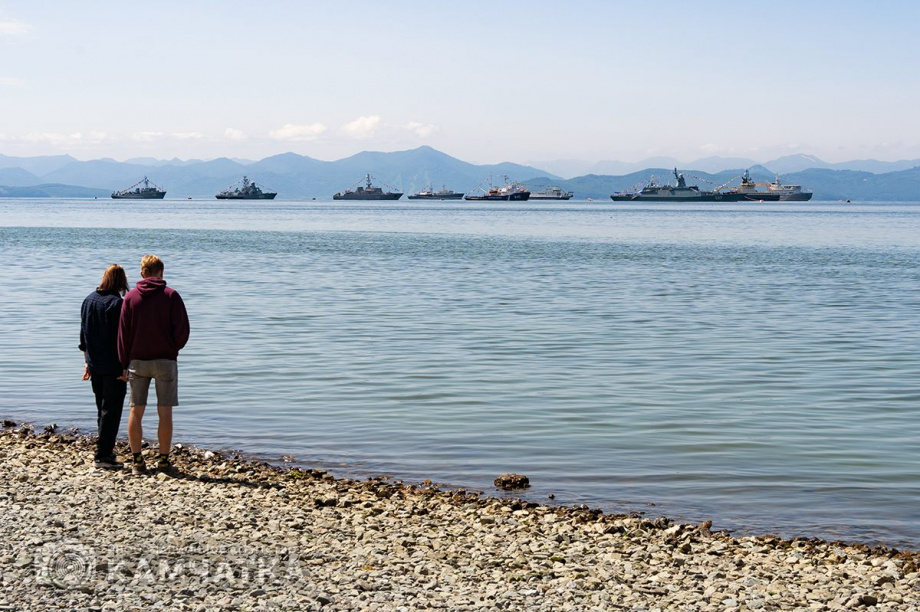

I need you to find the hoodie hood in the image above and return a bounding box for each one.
[136,277,167,295]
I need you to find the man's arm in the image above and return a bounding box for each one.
[117,297,132,370]
[172,293,190,351]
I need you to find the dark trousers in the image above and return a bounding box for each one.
[91,374,127,460]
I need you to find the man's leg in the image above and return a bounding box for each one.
[128,405,146,454]
[157,405,173,455]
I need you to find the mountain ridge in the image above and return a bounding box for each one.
[1,147,918,200]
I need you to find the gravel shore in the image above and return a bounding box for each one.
[1,424,918,611]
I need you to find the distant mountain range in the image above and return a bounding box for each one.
[1,147,919,201]
[528,154,920,178]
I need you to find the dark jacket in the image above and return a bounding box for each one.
[117,277,190,369]
[79,290,124,376]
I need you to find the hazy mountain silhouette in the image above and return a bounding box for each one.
[1,146,918,200]
[532,153,920,179]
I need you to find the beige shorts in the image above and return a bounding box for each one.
[128,359,179,407]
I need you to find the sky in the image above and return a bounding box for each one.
[1,1,919,165]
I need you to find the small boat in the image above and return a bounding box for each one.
[529,186,574,200]
[767,175,813,201]
[333,174,402,200]
[465,175,530,201]
[111,176,166,199]
[407,185,464,200]
[215,176,277,200]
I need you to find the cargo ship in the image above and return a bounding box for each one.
[333,174,402,200]
[529,186,574,200]
[407,185,464,200]
[215,176,277,200]
[464,175,530,201]
[111,176,166,199]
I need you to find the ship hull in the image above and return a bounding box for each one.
[333,193,402,200]
[215,193,277,200]
[529,194,572,200]
[777,192,813,201]
[407,193,464,200]
[465,192,530,201]
[111,192,166,200]
[611,193,746,202]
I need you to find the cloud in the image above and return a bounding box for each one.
[21,131,108,145]
[171,132,203,140]
[269,123,327,141]
[224,128,247,141]
[131,131,164,142]
[0,76,24,87]
[342,115,380,139]
[0,19,31,37]
[404,121,437,138]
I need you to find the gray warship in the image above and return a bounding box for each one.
[333,174,403,200]
[215,176,277,200]
[111,176,166,199]
[408,185,464,200]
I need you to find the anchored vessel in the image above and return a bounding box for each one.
[215,176,277,200]
[611,169,742,201]
[465,175,531,201]
[111,176,166,199]
[720,169,781,201]
[529,186,574,200]
[768,175,813,201]
[333,174,403,200]
[408,185,464,200]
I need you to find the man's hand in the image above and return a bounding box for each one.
[82,363,91,381]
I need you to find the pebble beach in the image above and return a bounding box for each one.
[1,424,918,611]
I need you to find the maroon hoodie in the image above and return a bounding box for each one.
[118,277,190,369]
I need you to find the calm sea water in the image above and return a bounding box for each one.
[2,198,919,548]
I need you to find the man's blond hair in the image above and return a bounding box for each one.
[140,255,164,278]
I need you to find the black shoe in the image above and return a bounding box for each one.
[156,455,173,474]
[132,457,148,475]
[94,455,121,470]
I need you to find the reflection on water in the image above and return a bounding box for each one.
[1,199,919,548]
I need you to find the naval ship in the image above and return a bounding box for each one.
[720,169,781,201]
[611,169,747,201]
[333,174,403,200]
[768,175,813,201]
[529,186,574,200]
[111,176,166,199]
[407,185,464,200]
[464,175,531,201]
[215,176,277,200]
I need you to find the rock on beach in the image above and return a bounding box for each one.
[1,426,918,611]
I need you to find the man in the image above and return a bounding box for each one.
[80,264,130,469]
[118,255,190,475]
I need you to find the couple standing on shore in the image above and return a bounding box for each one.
[79,255,190,475]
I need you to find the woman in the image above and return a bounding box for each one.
[79,264,130,469]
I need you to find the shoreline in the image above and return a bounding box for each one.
[2,424,919,610]
[4,416,910,549]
